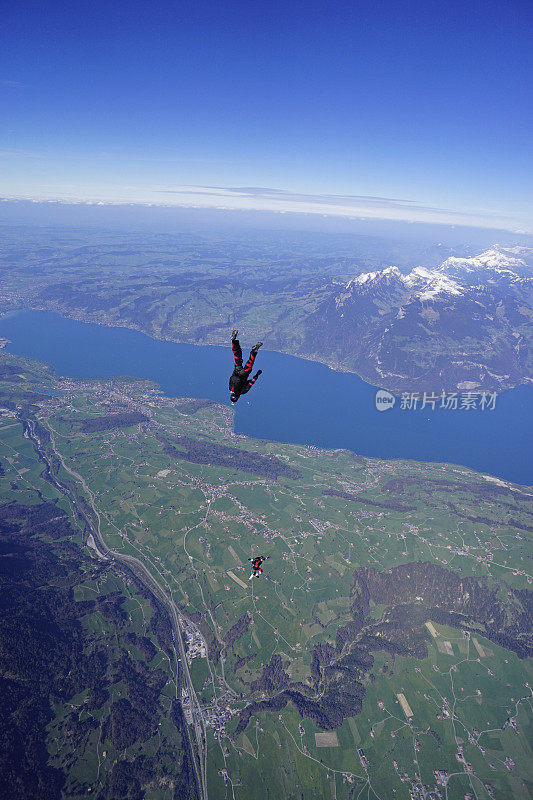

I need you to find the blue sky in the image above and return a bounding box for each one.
[1,0,532,231]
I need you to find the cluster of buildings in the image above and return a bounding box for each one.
[433,770,448,787]
[408,784,429,800]
[180,618,207,662]
[455,747,473,773]
[200,702,233,738]
[181,688,193,724]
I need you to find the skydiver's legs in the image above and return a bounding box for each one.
[244,341,262,374]
[243,349,256,375]
[232,338,243,368]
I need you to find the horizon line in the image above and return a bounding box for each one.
[0,192,531,236]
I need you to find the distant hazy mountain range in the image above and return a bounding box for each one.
[302,247,533,393]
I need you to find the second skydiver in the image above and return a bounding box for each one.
[248,555,270,580]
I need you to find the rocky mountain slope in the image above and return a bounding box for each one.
[302,246,533,392]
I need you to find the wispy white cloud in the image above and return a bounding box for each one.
[152,185,528,231]
[0,183,530,234]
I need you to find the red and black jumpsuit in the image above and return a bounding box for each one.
[249,555,268,575]
[229,338,261,400]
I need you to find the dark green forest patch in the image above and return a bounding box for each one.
[160,434,302,480]
[0,502,193,800]
[78,412,149,433]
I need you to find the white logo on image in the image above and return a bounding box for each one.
[375,389,396,411]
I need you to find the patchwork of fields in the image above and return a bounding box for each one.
[0,353,531,799]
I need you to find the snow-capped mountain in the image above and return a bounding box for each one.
[303,247,533,394]
[438,246,532,286]
[338,263,464,307]
[337,266,410,310]
[404,266,464,300]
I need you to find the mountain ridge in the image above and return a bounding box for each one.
[302,246,533,393]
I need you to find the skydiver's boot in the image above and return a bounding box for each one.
[252,341,263,353]
[231,329,238,341]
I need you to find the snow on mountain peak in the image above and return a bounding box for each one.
[382,265,401,276]
[415,273,463,300]
[404,266,463,300]
[406,266,433,281]
[350,270,377,286]
[440,247,526,276]
[342,242,531,309]
[346,263,463,303]
[350,265,401,287]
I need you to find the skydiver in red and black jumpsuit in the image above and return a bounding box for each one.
[248,555,270,579]
[229,330,263,404]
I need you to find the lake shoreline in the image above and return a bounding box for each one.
[12,303,533,397]
[0,309,531,486]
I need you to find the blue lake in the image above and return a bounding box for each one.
[0,310,531,485]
